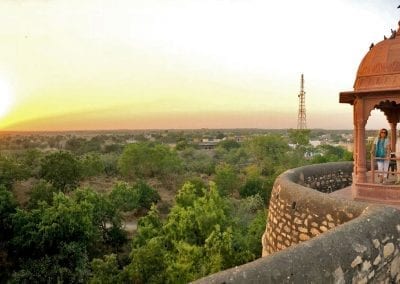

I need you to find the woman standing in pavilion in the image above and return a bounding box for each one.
[371,128,391,183]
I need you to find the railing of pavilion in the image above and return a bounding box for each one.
[370,153,399,184]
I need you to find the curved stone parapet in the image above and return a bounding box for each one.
[263,162,361,255]
[193,162,400,283]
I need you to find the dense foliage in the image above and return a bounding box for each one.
[8,188,127,282]
[118,143,183,179]
[39,151,82,192]
[109,181,160,212]
[0,129,353,282]
[124,182,266,283]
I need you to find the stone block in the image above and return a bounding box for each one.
[320,226,328,232]
[372,239,380,249]
[390,255,400,278]
[351,256,363,268]
[368,270,375,279]
[310,228,320,236]
[362,260,371,272]
[294,217,303,225]
[299,233,310,241]
[353,243,367,253]
[333,266,345,284]
[298,227,308,233]
[383,243,395,258]
[373,255,382,266]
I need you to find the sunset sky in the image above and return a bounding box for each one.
[0,0,398,131]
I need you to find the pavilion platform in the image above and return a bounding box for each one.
[330,170,400,208]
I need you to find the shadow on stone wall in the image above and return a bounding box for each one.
[193,162,400,283]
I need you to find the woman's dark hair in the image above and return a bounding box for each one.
[379,128,388,138]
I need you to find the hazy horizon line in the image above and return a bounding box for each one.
[0,127,358,134]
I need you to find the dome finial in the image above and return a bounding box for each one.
[397,20,400,36]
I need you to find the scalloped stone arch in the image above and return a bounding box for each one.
[363,98,400,123]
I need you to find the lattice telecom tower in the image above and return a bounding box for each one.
[297,73,307,129]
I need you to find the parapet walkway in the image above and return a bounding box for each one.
[330,184,400,209]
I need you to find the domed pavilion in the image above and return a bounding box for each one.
[340,21,400,204]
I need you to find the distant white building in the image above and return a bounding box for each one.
[126,139,137,144]
[310,140,321,147]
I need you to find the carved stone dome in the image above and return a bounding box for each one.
[354,25,400,91]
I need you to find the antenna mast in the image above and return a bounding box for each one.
[297,74,307,130]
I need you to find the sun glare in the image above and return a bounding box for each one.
[0,80,13,118]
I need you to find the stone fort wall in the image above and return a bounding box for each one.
[263,162,357,255]
[194,162,400,283]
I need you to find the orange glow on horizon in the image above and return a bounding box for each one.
[0,0,396,131]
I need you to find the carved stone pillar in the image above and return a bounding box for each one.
[390,122,397,152]
[354,98,367,183]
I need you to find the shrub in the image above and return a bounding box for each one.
[109,182,160,212]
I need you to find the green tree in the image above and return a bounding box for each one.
[175,182,203,208]
[127,182,233,283]
[245,209,267,258]
[80,153,105,178]
[109,181,160,212]
[11,193,96,282]
[131,204,163,248]
[27,181,58,209]
[65,137,86,155]
[39,151,82,192]
[11,188,127,283]
[18,149,43,177]
[90,254,128,284]
[246,134,290,176]
[135,180,161,210]
[118,143,183,179]
[128,206,167,283]
[217,140,240,151]
[203,225,234,273]
[215,147,249,170]
[73,188,126,249]
[101,153,119,176]
[175,140,190,151]
[129,236,168,283]
[229,195,266,265]
[103,143,124,154]
[213,163,239,196]
[239,177,271,203]
[0,155,28,190]
[0,186,17,282]
[118,143,155,178]
[125,181,267,283]
[109,183,139,212]
[180,148,215,175]
[311,144,353,163]
[288,129,311,146]
[0,186,16,241]
[83,137,102,153]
